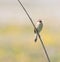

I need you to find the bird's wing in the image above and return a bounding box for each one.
[34,22,39,33]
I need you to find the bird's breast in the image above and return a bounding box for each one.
[37,23,43,33]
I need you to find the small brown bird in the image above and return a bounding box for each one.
[34,19,43,42]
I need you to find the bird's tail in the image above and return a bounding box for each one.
[34,34,37,42]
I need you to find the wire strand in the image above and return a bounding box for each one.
[18,0,50,62]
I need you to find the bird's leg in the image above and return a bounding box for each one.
[34,33,37,42]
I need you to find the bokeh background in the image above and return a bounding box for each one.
[0,0,60,62]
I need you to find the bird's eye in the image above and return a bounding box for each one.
[40,21,42,23]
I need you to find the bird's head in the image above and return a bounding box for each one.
[37,19,42,23]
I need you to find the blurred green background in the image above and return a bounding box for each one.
[0,0,60,62]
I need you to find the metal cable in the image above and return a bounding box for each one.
[18,0,50,62]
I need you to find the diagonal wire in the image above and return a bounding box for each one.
[17,0,50,62]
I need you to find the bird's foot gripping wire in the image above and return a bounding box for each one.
[34,38,37,42]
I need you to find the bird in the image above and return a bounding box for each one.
[34,19,43,42]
